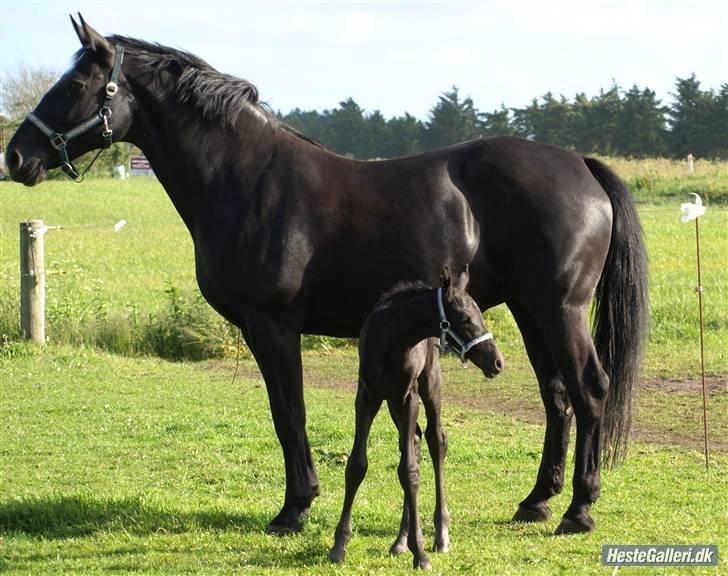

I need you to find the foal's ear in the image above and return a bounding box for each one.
[440,266,453,298]
[71,13,115,67]
[454,264,471,290]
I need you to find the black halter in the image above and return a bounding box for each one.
[25,44,125,182]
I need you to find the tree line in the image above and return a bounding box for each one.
[2,70,725,175]
[281,75,727,159]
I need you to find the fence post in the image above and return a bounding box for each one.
[19,219,46,344]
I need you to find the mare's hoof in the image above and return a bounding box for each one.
[328,547,346,564]
[414,556,433,570]
[512,503,552,523]
[266,507,308,535]
[389,539,408,556]
[554,514,595,535]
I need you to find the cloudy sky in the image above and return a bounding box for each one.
[1,1,726,119]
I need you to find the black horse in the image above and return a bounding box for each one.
[6,16,648,536]
[329,269,504,569]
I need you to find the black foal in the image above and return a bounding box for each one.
[329,269,504,569]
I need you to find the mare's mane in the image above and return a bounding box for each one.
[77,36,323,147]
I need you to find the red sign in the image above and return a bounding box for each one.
[130,156,150,170]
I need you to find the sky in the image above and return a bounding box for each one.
[1,0,726,119]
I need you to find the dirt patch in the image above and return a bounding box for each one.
[642,376,726,395]
[309,373,728,453]
[200,359,726,453]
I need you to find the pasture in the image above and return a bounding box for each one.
[1,158,727,574]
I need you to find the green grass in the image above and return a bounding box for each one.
[2,167,727,373]
[1,345,726,575]
[1,165,727,573]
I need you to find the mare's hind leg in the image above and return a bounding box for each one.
[509,303,573,523]
[388,406,422,556]
[541,305,609,534]
[419,353,451,553]
[329,384,382,563]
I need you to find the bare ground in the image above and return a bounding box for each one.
[207,359,727,452]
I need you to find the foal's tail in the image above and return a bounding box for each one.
[584,157,649,468]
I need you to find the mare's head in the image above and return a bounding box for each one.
[439,268,504,378]
[7,15,135,185]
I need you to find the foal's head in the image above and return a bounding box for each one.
[440,269,504,378]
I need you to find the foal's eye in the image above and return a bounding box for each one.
[67,80,87,96]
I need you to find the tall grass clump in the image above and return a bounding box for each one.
[601,156,728,204]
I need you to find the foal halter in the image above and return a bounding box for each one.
[435,287,493,363]
[25,44,125,182]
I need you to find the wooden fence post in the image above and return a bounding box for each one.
[19,219,46,344]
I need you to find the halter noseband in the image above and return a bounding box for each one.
[435,287,493,363]
[25,44,125,182]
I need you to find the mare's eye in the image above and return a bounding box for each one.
[67,80,87,97]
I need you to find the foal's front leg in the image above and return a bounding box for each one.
[395,391,431,570]
[329,384,382,563]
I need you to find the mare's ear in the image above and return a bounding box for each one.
[72,13,115,67]
[440,266,453,299]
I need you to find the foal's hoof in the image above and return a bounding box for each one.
[554,514,595,535]
[433,539,450,554]
[389,538,408,556]
[328,546,346,564]
[414,556,433,570]
[266,507,307,535]
[512,503,552,523]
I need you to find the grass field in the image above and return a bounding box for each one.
[1,158,727,574]
[1,346,726,575]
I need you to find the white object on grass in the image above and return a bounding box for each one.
[114,219,128,232]
[680,193,705,222]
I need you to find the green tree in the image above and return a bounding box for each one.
[615,86,667,157]
[478,105,514,137]
[327,98,368,158]
[385,113,424,157]
[423,86,480,150]
[668,74,715,158]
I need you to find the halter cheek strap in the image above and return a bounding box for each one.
[435,287,493,363]
[25,44,125,182]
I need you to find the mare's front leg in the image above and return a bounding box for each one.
[394,391,431,570]
[329,384,382,563]
[419,354,451,553]
[244,314,319,534]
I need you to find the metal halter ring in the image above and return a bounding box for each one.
[50,134,68,150]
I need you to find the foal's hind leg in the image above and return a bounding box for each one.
[419,356,451,553]
[329,384,382,563]
[541,306,609,534]
[509,303,573,523]
[392,392,431,570]
[388,405,423,556]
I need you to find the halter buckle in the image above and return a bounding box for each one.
[105,81,119,97]
[50,134,67,150]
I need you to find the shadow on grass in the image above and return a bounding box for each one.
[0,494,267,539]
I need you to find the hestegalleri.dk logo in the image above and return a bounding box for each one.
[601,544,718,566]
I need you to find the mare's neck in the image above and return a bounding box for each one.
[122,60,276,234]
